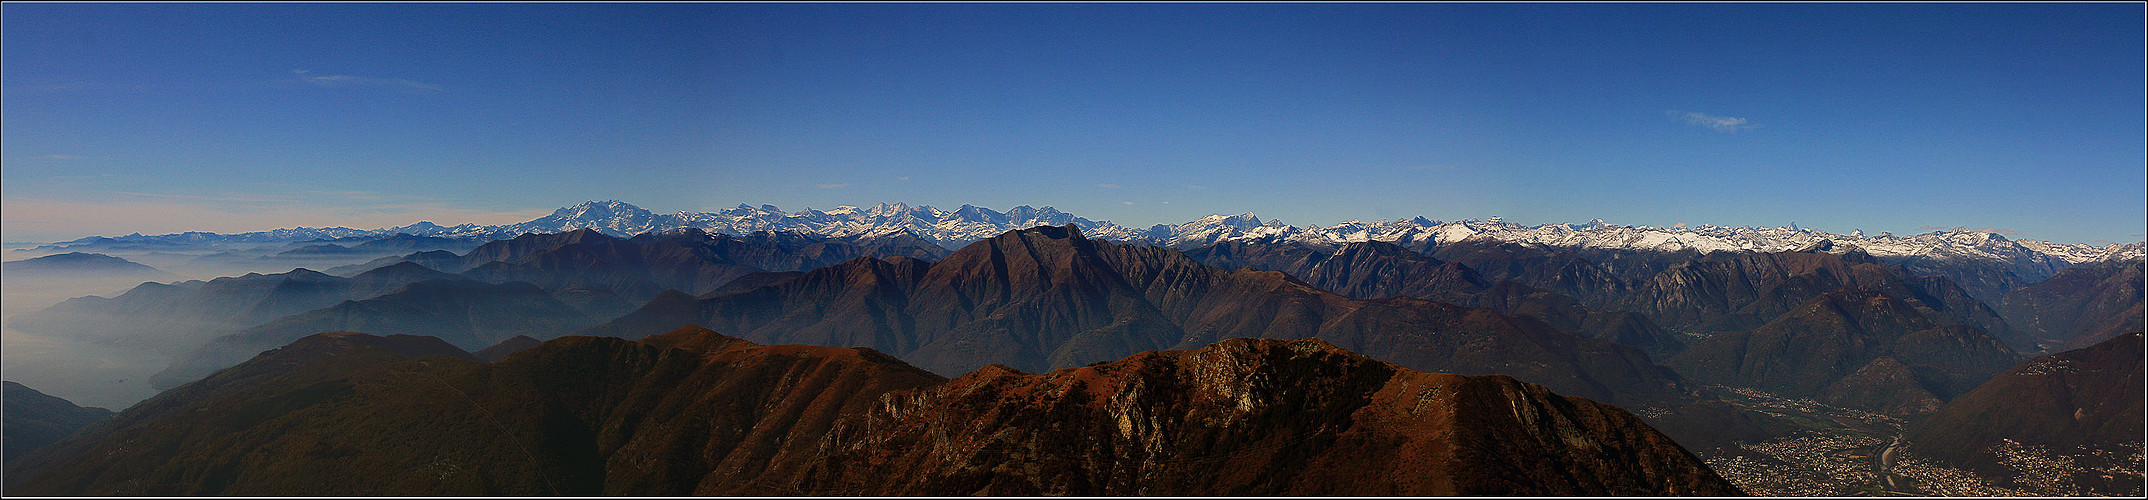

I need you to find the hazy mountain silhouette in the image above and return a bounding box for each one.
[6,266,452,353]
[9,228,955,400]
[1,252,176,280]
[150,279,600,389]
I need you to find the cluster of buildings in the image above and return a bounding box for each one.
[1887,454,2031,497]
[1702,433,1885,496]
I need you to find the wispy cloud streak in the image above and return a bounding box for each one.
[297,73,446,94]
[1666,110,1758,133]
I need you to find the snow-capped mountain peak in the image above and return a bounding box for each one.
[20,201,2142,274]
[505,200,661,236]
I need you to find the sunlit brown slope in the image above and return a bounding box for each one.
[764,337,1741,496]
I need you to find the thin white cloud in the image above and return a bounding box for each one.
[1666,110,1758,133]
[32,154,91,161]
[815,183,851,189]
[301,74,446,94]
[1094,183,1126,189]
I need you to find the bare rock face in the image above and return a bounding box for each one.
[768,337,1741,496]
[6,328,1739,497]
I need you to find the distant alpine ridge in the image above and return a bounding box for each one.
[26,200,2143,266]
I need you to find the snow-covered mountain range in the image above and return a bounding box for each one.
[22,200,2144,267]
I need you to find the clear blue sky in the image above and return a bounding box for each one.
[5,3,2142,244]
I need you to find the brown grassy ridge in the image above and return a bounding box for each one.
[7,326,1740,496]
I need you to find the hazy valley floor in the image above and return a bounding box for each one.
[0,327,165,411]
[1,284,177,410]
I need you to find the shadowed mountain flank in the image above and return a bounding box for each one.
[580,225,1684,408]
[1422,241,2016,341]
[1604,250,2014,340]
[1906,332,2143,495]
[1666,286,2023,417]
[2,382,114,465]
[1183,239,1686,358]
[1997,259,2143,354]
